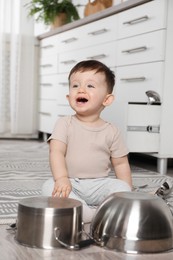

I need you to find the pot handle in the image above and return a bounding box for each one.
[54,227,95,250]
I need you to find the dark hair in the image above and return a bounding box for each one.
[68,60,115,93]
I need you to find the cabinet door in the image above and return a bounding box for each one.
[40,55,58,75]
[40,35,59,59]
[117,0,167,39]
[56,14,117,52]
[127,104,161,152]
[56,74,69,106]
[117,30,165,66]
[59,42,117,73]
[38,100,57,133]
[39,75,59,100]
[116,62,164,103]
[55,105,74,118]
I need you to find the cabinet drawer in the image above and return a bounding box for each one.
[40,35,59,59]
[117,30,165,66]
[117,0,167,39]
[40,55,58,75]
[39,74,69,105]
[127,104,161,152]
[59,42,117,73]
[55,104,74,118]
[39,75,59,100]
[127,132,159,152]
[57,83,69,106]
[38,100,58,133]
[57,15,117,52]
[39,100,57,114]
[116,62,164,103]
[127,104,161,126]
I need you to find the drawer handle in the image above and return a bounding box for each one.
[61,60,76,65]
[57,104,69,107]
[87,54,107,60]
[39,112,51,116]
[40,64,53,68]
[88,28,108,36]
[41,83,53,87]
[58,114,67,117]
[120,77,146,82]
[59,82,68,86]
[123,15,149,25]
[41,45,54,49]
[122,46,147,54]
[127,125,160,133]
[62,37,78,43]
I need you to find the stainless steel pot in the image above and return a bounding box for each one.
[15,196,82,249]
[90,192,173,253]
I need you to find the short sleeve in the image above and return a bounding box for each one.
[110,126,129,158]
[47,116,71,144]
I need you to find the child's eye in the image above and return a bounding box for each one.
[71,84,78,88]
[87,84,94,88]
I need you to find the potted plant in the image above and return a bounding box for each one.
[26,0,80,28]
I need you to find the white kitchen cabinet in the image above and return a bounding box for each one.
[38,0,173,174]
[114,0,173,174]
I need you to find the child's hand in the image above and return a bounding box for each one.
[52,177,72,198]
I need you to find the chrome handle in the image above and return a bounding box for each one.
[122,46,147,54]
[62,37,78,43]
[54,227,95,250]
[41,83,53,87]
[39,112,51,116]
[123,15,149,25]
[120,77,146,82]
[88,28,108,36]
[58,114,67,117]
[61,60,76,65]
[87,54,107,60]
[59,82,68,86]
[41,44,54,49]
[57,104,69,107]
[127,125,160,133]
[40,64,53,68]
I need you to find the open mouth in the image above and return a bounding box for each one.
[76,97,88,103]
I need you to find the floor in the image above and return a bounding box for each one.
[1,223,173,260]
[129,153,173,177]
[1,148,173,259]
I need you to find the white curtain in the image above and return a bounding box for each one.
[0,0,38,138]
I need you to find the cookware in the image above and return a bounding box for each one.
[146,90,161,104]
[15,196,82,249]
[12,189,173,253]
[90,191,173,253]
[155,181,173,199]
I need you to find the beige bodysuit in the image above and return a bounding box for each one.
[48,115,129,179]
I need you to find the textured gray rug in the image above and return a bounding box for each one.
[0,140,173,224]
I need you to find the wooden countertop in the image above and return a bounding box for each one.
[38,0,152,40]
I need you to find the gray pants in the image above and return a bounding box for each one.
[42,177,131,223]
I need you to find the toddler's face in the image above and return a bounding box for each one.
[67,70,110,116]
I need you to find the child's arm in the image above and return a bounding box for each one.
[111,156,132,189]
[49,139,72,197]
